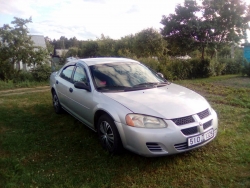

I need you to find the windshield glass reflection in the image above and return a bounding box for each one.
[90,62,165,91]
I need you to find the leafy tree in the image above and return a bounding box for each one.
[0,17,49,81]
[69,37,79,48]
[66,47,79,57]
[134,28,167,58]
[161,0,250,59]
[97,34,116,56]
[79,40,99,58]
[115,34,135,57]
[45,36,54,55]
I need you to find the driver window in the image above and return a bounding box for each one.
[73,66,87,83]
[60,65,74,82]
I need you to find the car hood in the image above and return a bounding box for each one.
[103,83,210,119]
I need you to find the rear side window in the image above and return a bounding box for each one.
[60,66,75,82]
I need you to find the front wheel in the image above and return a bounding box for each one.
[97,114,123,154]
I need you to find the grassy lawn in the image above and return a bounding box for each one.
[0,75,249,187]
[0,80,49,91]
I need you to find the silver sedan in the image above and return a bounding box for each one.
[50,57,218,157]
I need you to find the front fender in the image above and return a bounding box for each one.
[92,94,133,146]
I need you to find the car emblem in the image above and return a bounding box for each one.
[199,122,203,127]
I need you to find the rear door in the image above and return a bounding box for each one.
[56,65,75,109]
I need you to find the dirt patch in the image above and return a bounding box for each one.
[214,76,250,88]
[0,86,50,96]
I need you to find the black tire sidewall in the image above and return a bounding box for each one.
[52,91,62,114]
[97,114,122,154]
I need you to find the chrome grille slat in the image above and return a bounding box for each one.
[197,109,210,119]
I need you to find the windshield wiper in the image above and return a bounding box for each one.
[133,82,169,88]
[97,85,131,92]
[132,82,159,87]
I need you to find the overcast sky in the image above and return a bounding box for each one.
[0,0,250,41]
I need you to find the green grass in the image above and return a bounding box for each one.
[0,75,249,187]
[0,80,49,91]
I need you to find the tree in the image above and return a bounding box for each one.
[66,47,79,57]
[114,34,135,57]
[97,34,116,56]
[0,17,49,80]
[79,40,99,58]
[161,0,250,59]
[134,28,167,58]
[45,36,54,55]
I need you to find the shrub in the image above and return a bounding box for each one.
[138,57,212,80]
[241,60,250,77]
[167,59,193,80]
[189,58,212,78]
[12,71,34,83]
[137,57,160,71]
[210,59,226,76]
[31,64,52,81]
[0,61,14,81]
[220,58,242,75]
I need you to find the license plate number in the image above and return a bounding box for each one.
[188,129,214,147]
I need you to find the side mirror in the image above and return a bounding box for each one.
[74,82,91,92]
[157,72,164,79]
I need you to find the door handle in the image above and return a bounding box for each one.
[69,88,73,93]
[56,80,59,84]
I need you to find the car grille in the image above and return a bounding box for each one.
[203,120,212,130]
[172,116,195,125]
[172,109,213,151]
[181,126,198,135]
[197,108,210,119]
[146,143,163,152]
[172,108,211,126]
[174,142,188,150]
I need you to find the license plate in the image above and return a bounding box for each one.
[188,129,214,147]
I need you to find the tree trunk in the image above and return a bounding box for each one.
[201,46,205,60]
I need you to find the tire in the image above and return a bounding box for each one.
[52,91,63,114]
[97,114,123,154]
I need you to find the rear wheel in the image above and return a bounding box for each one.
[52,91,63,114]
[97,114,123,154]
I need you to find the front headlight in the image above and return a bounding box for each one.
[125,114,167,128]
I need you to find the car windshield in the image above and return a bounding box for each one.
[90,62,167,92]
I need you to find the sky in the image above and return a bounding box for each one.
[0,0,250,41]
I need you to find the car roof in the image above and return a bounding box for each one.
[72,57,139,66]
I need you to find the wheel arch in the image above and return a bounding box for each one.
[51,87,56,94]
[94,110,113,130]
[93,100,131,146]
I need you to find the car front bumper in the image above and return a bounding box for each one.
[116,109,218,157]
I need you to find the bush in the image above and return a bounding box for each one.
[0,61,14,81]
[210,59,226,76]
[31,64,52,81]
[167,59,193,80]
[220,58,242,75]
[138,57,212,80]
[12,71,34,83]
[189,58,212,78]
[137,57,160,71]
[138,57,175,80]
[241,60,250,77]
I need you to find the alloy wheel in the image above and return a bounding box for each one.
[99,121,114,150]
